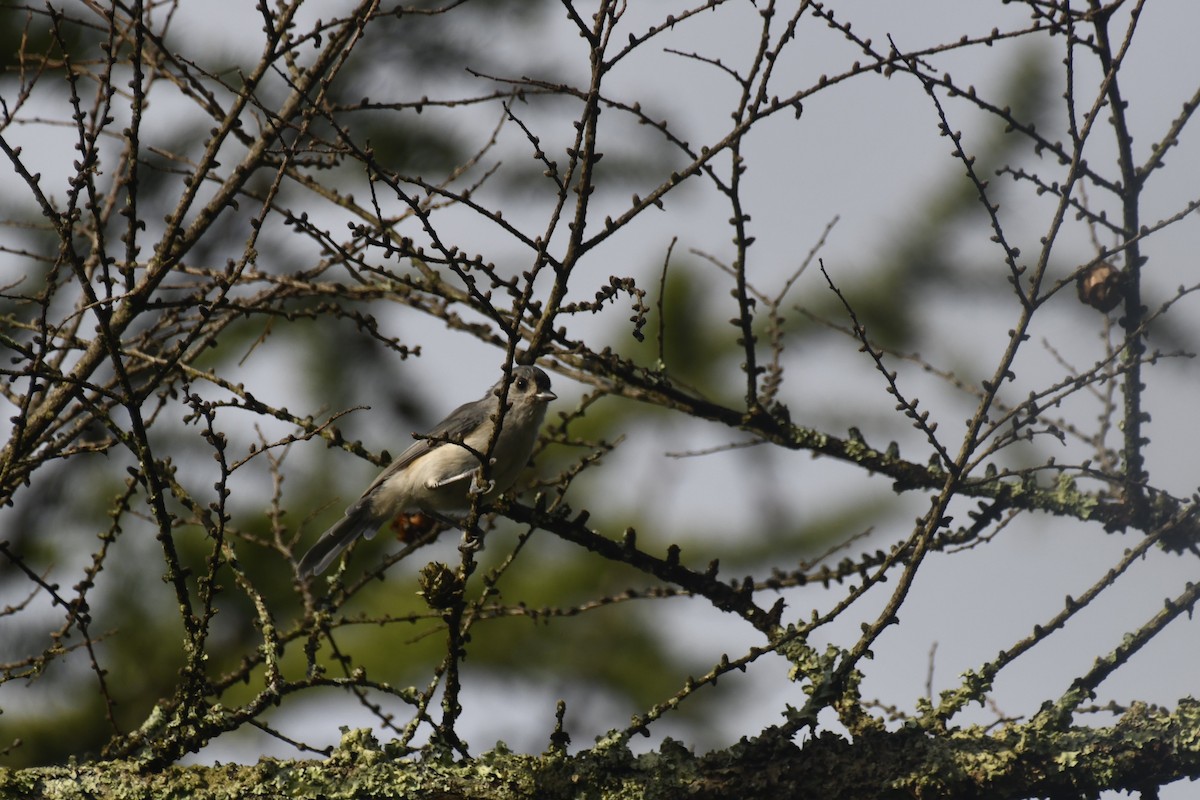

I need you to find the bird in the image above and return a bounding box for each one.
[297,365,556,578]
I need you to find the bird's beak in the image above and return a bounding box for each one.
[536,390,557,403]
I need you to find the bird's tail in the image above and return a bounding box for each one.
[297,504,381,578]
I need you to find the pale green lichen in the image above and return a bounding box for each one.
[1051,472,1099,519]
[3,701,1199,799]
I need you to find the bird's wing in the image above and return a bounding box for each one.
[358,397,485,498]
[425,467,476,490]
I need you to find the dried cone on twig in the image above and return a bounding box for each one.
[1076,261,1124,312]
[392,511,440,544]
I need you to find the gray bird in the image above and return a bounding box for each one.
[298,365,556,578]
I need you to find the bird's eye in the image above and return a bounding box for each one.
[516,378,528,391]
